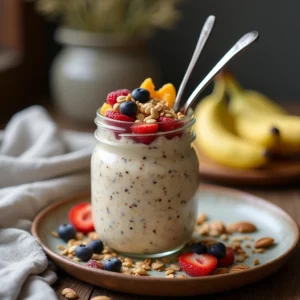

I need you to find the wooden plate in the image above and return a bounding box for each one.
[196,147,300,186]
[32,185,299,297]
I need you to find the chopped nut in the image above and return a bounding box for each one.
[67,239,76,247]
[210,220,226,233]
[221,234,228,241]
[88,231,99,240]
[61,249,68,256]
[253,259,260,266]
[113,103,120,112]
[229,264,249,273]
[125,93,132,101]
[166,274,175,278]
[213,268,228,275]
[151,262,164,270]
[245,244,252,249]
[145,118,157,124]
[165,269,175,275]
[170,264,181,271]
[162,257,171,263]
[209,230,221,237]
[144,258,152,266]
[57,245,66,251]
[196,213,207,225]
[68,254,74,259]
[103,254,112,260]
[201,238,217,247]
[253,248,265,253]
[75,232,84,240]
[68,245,77,254]
[236,255,245,262]
[117,95,126,103]
[177,274,187,278]
[132,268,147,275]
[61,288,77,299]
[51,231,59,238]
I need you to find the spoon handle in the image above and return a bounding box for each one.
[173,15,216,112]
[181,31,259,114]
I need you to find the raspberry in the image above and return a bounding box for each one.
[87,260,103,269]
[105,111,135,122]
[106,89,130,106]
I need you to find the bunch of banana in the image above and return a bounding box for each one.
[194,72,300,169]
[193,75,270,169]
[225,72,300,156]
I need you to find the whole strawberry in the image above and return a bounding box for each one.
[106,89,131,106]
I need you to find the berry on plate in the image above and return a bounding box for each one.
[189,242,207,255]
[88,239,104,254]
[103,257,122,272]
[179,253,217,277]
[69,202,94,233]
[131,123,159,145]
[120,101,138,117]
[132,88,150,103]
[87,260,104,269]
[207,242,226,259]
[75,244,93,262]
[217,247,235,267]
[57,223,77,242]
[106,89,130,106]
[105,111,135,122]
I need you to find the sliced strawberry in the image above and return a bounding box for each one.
[158,117,183,139]
[217,247,235,267]
[105,111,135,122]
[69,203,94,234]
[131,123,158,145]
[179,253,217,277]
[106,89,130,106]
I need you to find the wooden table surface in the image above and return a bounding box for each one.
[49,109,300,300]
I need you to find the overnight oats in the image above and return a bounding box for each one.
[91,78,200,257]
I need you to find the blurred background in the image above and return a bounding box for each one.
[1,0,299,126]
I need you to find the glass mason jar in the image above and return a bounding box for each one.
[91,109,200,258]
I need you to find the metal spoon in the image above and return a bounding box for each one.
[173,15,216,112]
[181,31,259,114]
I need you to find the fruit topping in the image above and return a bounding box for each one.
[158,117,182,131]
[207,242,227,259]
[103,257,122,273]
[179,253,217,277]
[140,78,176,108]
[88,239,104,254]
[217,247,235,267]
[106,89,130,106]
[131,123,159,145]
[132,88,150,103]
[105,110,135,122]
[57,223,77,242]
[120,101,138,117]
[69,203,95,234]
[100,103,112,116]
[189,242,207,255]
[87,259,104,269]
[140,78,158,100]
[157,83,176,109]
[75,244,93,262]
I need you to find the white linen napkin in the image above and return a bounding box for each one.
[0,106,95,300]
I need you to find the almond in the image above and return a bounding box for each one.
[254,237,274,249]
[227,221,256,233]
[91,297,111,300]
[210,220,226,233]
[229,264,249,273]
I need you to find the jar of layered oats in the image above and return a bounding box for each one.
[91,108,200,258]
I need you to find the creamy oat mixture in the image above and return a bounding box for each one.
[91,133,200,255]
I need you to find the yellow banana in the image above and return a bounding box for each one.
[223,72,300,155]
[234,114,280,149]
[194,90,269,169]
[224,72,287,116]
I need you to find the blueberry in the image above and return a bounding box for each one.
[75,244,93,262]
[207,242,226,258]
[57,223,76,242]
[103,257,122,272]
[189,242,207,254]
[88,239,104,254]
[132,88,150,103]
[120,101,137,117]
